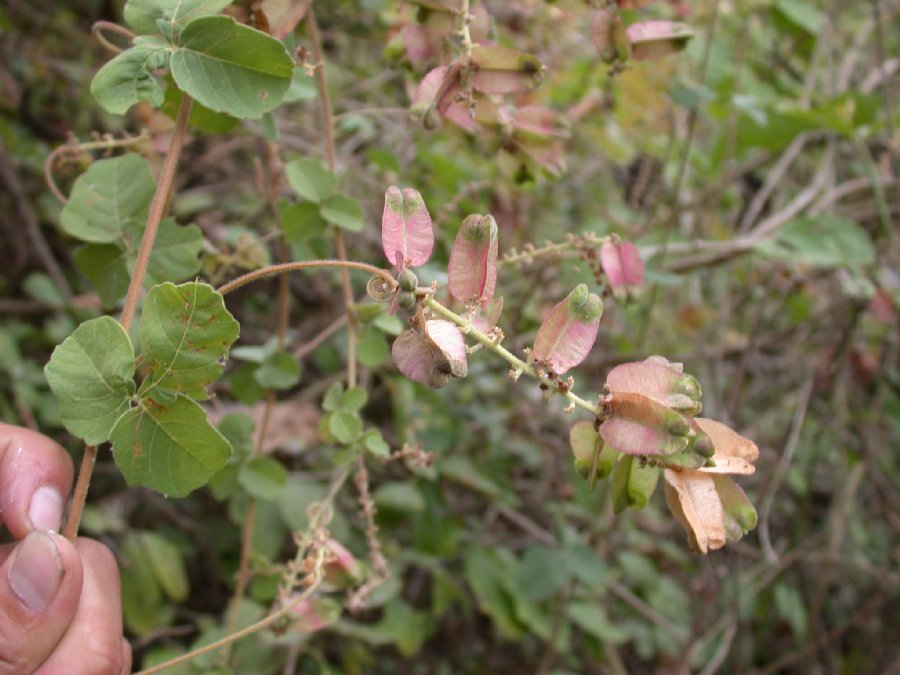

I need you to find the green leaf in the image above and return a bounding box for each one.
[340,387,368,412]
[238,456,288,500]
[61,154,155,243]
[44,317,136,445]
[329,410,363,444]
[162,78,238,133]
[756,216,876,268]
[374,481,425,512]
[362,429,390,459]
[124,0,233,36]
[321,193,364,232]
[110,395,232,496]
[90,43,169,115]
[284,67,318,103]
[322,382,344,412]
[357,325,390,367]
[139,282,240,399]
[142,218,204,285]
[284,158,336,203]
[281,202,326,243]
[169,16,293,119]
[74,244,130,308]
[139,530,189,602]
[568,602,629,644]
[254,351,301,390]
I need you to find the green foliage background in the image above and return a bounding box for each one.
[1,0,898,672]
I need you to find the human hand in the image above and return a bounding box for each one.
[0,423,131,674]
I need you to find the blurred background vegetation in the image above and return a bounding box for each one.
[1,0,898,672]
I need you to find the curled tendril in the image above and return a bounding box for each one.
[367,276,393,302]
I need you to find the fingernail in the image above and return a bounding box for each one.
[8,532,63,613]
[28,486,64,532]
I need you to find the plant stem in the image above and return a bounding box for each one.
[224,147,294,661]
[423,295,599,416]
[459,0,474,55]
[61,94,192,543]
[308,6,358,387]
[217,260,395,296]
[135,560,325,675]
[120,94,193,332]
[62,446,96,541]
[44,131,151,204]
[500,233,606,267]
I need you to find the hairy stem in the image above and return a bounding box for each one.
[120,94,193,332]
[308,6,358,387]
[224,147,294,660]
[423,295,599,416]
[217,260,395,296]
[62,94,192,543]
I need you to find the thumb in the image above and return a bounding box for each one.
[0,531,83,675]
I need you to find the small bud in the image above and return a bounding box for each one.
[397,291,417,310]
[398,269,418,292]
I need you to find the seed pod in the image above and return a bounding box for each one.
[627,21,694,61]
[469,45,544,95]
[391,319,467,388]
[600,240,645,300]
[663,469,726,553]
[532,284,603,374]
[691,418,759,474]
[470,296,504,332]
[713,475,758,537]
[398,268,419,292]
[382,186,434,269]
[605,391,691,436]
[570,420,618,482]
[599,417,689,457]
[611,454,660,514]
[605,360,701,412]
[448,214,499,304]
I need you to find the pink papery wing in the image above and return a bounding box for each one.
[470,45,543,95]
[600,241,644,290]
[693,418,759,474]
[627,20,693,61]
[392,329,449,388]
[606,360,698,406]
[470,296,504,332]
[532,285,602,374]
[401,24,433,65]
[425,319,467,378]
[663,469,726,554]
[448,214,499,304]
[599,418,688,456]
[382,186,434,269]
